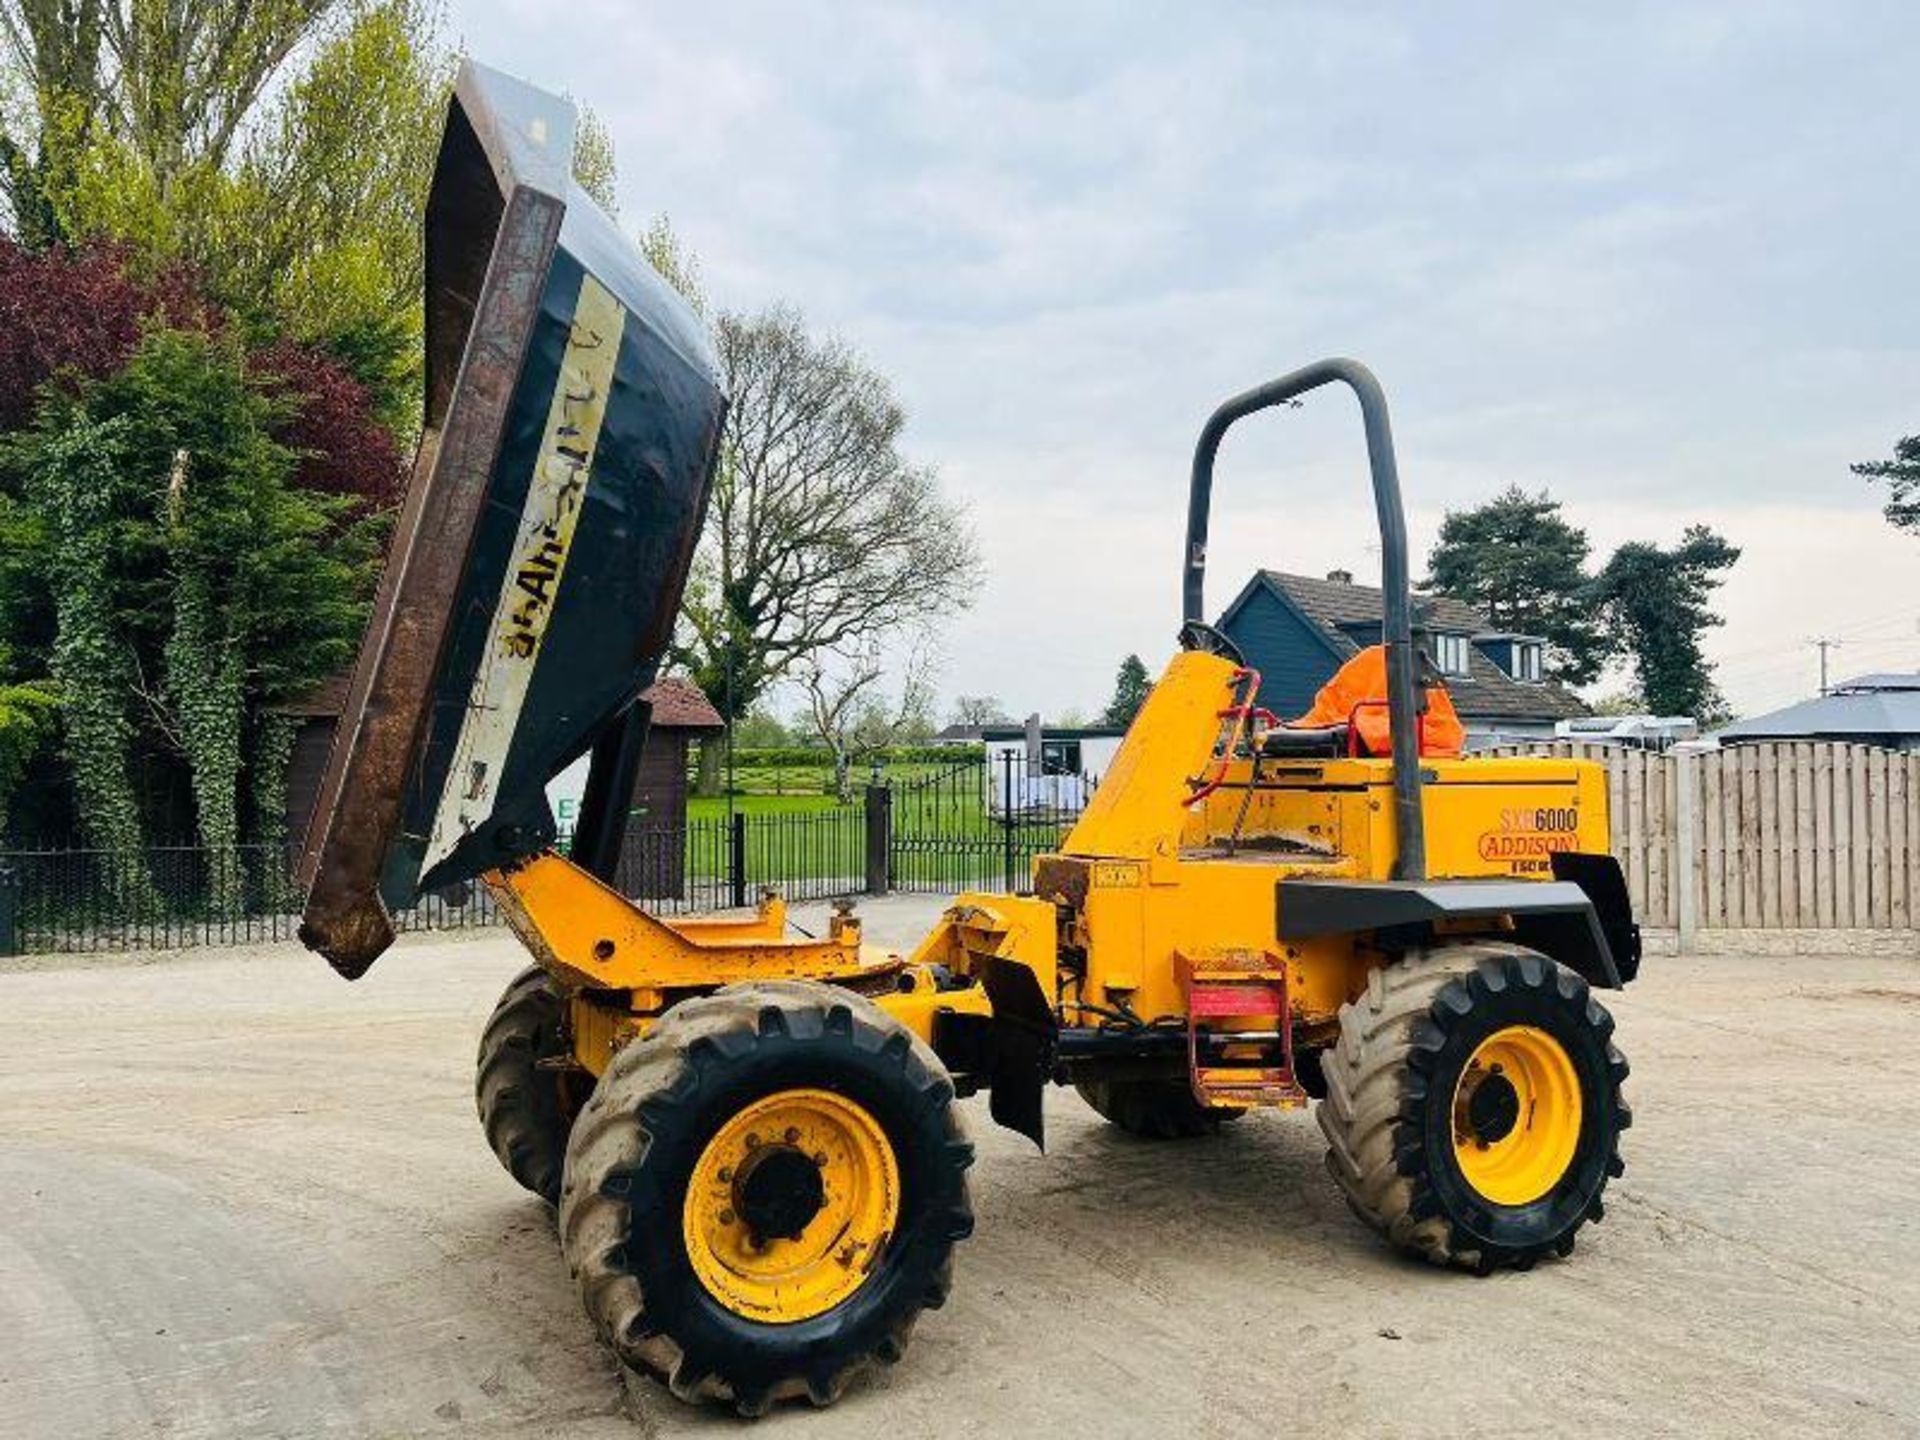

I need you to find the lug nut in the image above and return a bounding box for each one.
[717,1167,732,1182]
[784,1126,801,1143]
[718,1209,734,1225]
[812,1151,828,1167]
[744,1133,762,1150]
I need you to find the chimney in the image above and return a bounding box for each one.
[1326,568,1353,585]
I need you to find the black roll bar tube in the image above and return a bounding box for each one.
[1182,357,1426,881]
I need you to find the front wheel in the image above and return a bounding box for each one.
[558,981,974,1416]
[1317,942,1629,1272]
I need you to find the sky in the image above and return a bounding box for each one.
[454,0,1920,723]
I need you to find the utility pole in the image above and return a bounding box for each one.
[1811,636,1841,696]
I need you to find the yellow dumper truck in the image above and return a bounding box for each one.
[298,62,1638,1416]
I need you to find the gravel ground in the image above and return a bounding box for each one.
[2,898,1916,1438]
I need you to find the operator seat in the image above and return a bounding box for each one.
[1266,644,1466,760]
[1259,725,1348,758]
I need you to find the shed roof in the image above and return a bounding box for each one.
[276,671,724,731]
[1717,673,1920,741]
[643,675,725,731]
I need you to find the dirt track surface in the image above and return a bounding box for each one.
[3,900,1917,1439]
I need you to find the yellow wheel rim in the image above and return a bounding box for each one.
[1450,1025,1582,1206]
[683,1088,900,1323]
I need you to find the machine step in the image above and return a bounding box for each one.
[1176,951,1310,1111]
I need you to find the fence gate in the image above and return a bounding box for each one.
[885,752,1094,895]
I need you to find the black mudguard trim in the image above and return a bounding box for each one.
[929,959,1056,1150]
[1551,851,1642,984]
[1277,876,1625,989]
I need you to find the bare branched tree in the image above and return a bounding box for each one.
[948,694,1011,727]
[676,304,981,792]
[798,641,934,801]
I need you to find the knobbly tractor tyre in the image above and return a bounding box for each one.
[558,980,975,1416]
[476,965,589,1204]
[1317,942,1629,1272]
[1074,1077,1243,1138]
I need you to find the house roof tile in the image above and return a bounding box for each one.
[1244,571,1589,724]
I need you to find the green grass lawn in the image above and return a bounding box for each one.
[687,793,844,820]
[687,759,968,803]
[670,765,1068,891]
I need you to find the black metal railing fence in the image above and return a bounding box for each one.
[0,751,1097,955]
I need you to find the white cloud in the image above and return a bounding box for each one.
[449,0,1920,722]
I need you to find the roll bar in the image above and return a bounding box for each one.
[1182,358,1425,881]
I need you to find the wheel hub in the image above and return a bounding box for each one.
[1449,1025,1583,1207]
[682,1088,901,1323]
[1458,1066,1521,1146]
[732,1144,827,1243]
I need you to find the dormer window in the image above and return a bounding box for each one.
[1515,641,1544,683]
[1433,633,1472,677]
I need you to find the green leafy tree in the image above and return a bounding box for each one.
[1100,654,1151,728]
[1590,526,1740,722]
[1852,436,1920,536]
[570,104,618,215]
[638,212,705,314]
[9,412,155,896]
[6,327,379,905]
[1425,487,1612,685]
[2,0,448,419]
[0,668,57,833]
[731,707,790,748]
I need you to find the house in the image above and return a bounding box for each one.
[933,720,1125,780]
[1215,569,1589,747]
[932,719,1125,814]
[278,673,723,897]
[1715,673,1920,753]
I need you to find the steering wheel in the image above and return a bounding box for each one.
[1177,619,1245,665]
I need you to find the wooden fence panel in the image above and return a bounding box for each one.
[1473,737,1919,934]
[1834,747,1855,928]
[1850,746,1872,926]
[1759,744,1782,928]
[1811,744,1830,927]
[1899,755,1917,929]
[1868,748,1891,927]
[1736,747,1759,927]
[1644,749,1669,926]
[1702,748,1726,926]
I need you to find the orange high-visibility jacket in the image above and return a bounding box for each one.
[1289,644,1465,758]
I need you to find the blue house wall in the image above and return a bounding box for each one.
[1220,587,1346,719]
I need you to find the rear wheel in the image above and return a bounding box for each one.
[558,981,974,1416]
[1317,942,1629,1272]
[1074,1077,1243,1139]
[476,965,587,1204]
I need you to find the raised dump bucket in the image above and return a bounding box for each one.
[298,61,725,978]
